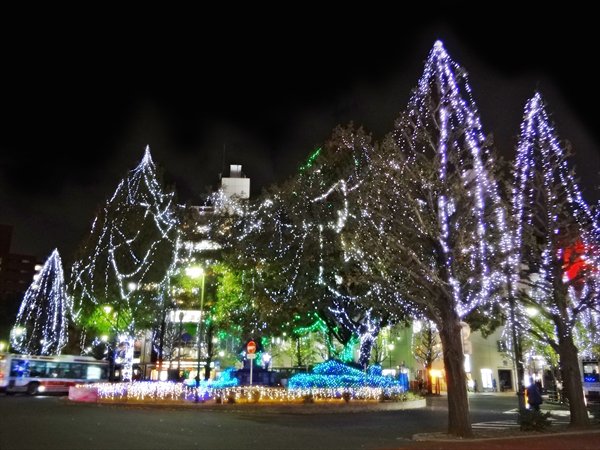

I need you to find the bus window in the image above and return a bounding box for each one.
[86,365,104,380]
[10,359,29,377]
[46,362,58,378]
[57,363,71,378]
[67,364,85,379]
[29,360,47,377]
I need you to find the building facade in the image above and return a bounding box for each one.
[0,224,40,342]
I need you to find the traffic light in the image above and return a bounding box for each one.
[460,321,472,355]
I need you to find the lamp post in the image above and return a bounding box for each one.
[102,306,115,381]
[177,311,184,380]
[186,266,205,402]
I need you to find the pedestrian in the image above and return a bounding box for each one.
[526,379,543,411]
[492,378,497,392]
[473,379,478,393]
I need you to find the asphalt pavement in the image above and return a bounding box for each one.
[1,391,598,449]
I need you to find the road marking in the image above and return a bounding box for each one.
[473,420,519,429]
[473,418,570,430]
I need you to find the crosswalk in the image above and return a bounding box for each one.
[473,420,519,430]
[473,417,570,430]
[471,407,595,430]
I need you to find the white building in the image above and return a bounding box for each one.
[221,164,250,200]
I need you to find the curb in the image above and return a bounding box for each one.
[413,427,600,442]
[76,398,427,413]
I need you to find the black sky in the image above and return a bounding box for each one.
[1,11,599,263]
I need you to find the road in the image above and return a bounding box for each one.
[0,393,574,450]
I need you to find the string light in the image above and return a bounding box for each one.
[509,93,600,419]
[11,249,71,355]
[71,146,179,380]
[230,125,394,367]
[288,360,404,392]
[351,41,510,325]
[88,381,407,404]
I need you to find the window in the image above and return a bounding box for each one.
[480,368,493,389]
[29,361,48,377]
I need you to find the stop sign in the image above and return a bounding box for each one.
[247,340,257,354]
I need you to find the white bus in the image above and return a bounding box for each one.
[0,353,108,395]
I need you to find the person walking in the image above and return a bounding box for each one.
[526,379,543,411]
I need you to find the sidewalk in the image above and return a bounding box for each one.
[396,428,600,449]
[401,393,600,449]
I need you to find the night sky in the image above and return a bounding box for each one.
[1,11,599,264]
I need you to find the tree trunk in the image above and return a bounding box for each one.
[508,287,526,412]
[295,337,303,367]
[157,308,167,375]
[437,311,472,438]
[425,364,433,395]
[556,323,590,427]
[358,334,375,369]
[119,335,135,382]
[204,323,214,381]
[552,262,589,427]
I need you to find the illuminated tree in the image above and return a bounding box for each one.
[413,320,442,395]
[11,249,71,355]
[510,92,600,426]
[233,125,395,366]
[355,41,509,437]
[71,146,178,380]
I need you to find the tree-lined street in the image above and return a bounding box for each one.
[2,39,599,442]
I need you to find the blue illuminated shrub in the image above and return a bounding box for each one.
[288,360,403,391]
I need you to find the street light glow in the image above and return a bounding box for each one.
[186,266,204,279]
[526,307,539,317]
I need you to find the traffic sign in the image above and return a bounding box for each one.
[247,340,257,354]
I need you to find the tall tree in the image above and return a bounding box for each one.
[71,147,178,380]
[355,41,509,437]
[510,92,600,427]
[232,125,395,366]
[11,249,71,355]
[413,320,443,395]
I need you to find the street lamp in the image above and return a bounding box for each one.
[177,311,184,380]
[101,305,116,381]
[186,266,205,402]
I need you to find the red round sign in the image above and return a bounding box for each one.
[247,340,257,354]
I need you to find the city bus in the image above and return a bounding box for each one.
[0,353,108,395]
